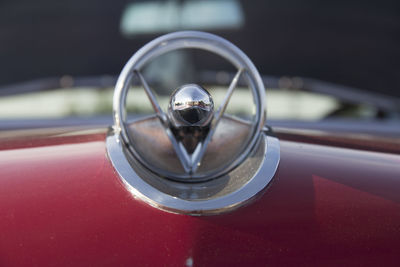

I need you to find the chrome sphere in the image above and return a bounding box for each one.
[168,84,214,128]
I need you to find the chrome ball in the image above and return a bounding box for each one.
[168,84,214,128]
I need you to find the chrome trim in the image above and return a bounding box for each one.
[107,31,281,215]
[135,70,168,125]
[168,84,214,128]
[113,31,266,180]
[106,132,280,215]
[190,68,243,173]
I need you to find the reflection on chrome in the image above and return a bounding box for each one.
[168,84,214,158]
[113,31,266,180]
[168,84,214,128]
[108,31,280,214]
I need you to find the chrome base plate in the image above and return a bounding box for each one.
[106,128,280,215]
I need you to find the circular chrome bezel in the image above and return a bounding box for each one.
[113,31,267,180]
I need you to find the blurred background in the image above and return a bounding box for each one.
[0,0,399,134]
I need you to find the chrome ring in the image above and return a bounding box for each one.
[113,31,266,180]
[108,31,280,215]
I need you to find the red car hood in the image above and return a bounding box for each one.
[0,126,400,266]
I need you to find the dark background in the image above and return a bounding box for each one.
[1,0,399,96]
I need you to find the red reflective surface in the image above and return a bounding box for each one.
[0,128,399,266]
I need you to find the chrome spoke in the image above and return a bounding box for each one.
[165,128,192,173]
[135,70,168,125]
[214,69,244,126]
[191,68,244,173]
[135,69,192,173]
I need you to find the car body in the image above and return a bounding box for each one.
[1,2,400,266]
[1,114,400,266]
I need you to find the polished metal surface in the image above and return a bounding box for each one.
[168,84,214,128]
[107,31,280,214]
[167,84,214,161]
[112,31,267,180]
[106,129,280,215]
[125,115,254,181]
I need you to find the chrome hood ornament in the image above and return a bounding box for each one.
[107,31,280,215]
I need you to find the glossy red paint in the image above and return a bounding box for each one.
[0,127,399,266]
